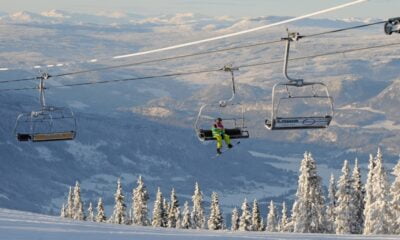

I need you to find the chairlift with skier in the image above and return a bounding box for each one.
[194,66,249,142]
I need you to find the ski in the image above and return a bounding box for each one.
[212,141,240,159]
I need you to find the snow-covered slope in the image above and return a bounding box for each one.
[0,208,397,240]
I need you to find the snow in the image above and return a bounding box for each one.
[41,10,71,19]
[363,120,400,131]
[35,146,61,162]
[0,208,398,240]
[336,105,385,115]
[68,101,89,110]
[66,141,108,166]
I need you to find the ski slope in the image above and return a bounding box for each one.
[0,209,398,240]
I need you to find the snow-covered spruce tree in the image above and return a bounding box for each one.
[110,178,127,224]
[365,148,392,234]
[191,182,206,229]
[132,175,150,226]
[167,188,180,228]
[207,192,223,230]
[259,217,265,231]
[291,152,326,233]
[66,186,74,218]
[266,200,278,232]
[390,158,400,234]
[181,201,192,229]
[251,199,262,231]
[363,154,376,234]
[60,203,66,218]
[335,160,354,234]
[231,207,240,231]
[163,198,170,227]
[96,198,107,222]
[152,187,165,227]
[351,158,364,234]
[73,181,85,220]
[279,202,289,232]
[239,198,252,231]
[325,174,337,234]
[87,202,94,222]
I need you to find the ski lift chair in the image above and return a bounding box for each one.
[14,73,77,142]
[195,66,249,142]
[265,32,334,130]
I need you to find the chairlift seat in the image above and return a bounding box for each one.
[32,131,76,142]
[265,115,332,130]
[198,128,249,141]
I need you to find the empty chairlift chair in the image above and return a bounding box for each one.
[14,73,77,142]
[194,66,249,142]
[265,32,334,130]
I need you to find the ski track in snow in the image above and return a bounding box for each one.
[0,209,399,240]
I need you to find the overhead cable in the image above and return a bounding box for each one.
[1,41,398,92]
[0,20,388,84]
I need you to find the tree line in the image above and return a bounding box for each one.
[61,148,400,235]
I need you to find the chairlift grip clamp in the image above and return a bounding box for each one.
[281,31,303,42]
[385,17,400,35]
[221,65,239,72]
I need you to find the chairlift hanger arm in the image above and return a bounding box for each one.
[282,31,304,86]
[37,72,51,109]
[219,65,239,106]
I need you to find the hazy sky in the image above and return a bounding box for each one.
[1,0,399,19]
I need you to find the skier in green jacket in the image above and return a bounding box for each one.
[211,118,233,155]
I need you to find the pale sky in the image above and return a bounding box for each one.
[1,0,399,19]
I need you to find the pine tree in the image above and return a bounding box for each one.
[66,186,74,218]
[259,217,265,231]
[279,202,289,232]
[335,160,354,234]
[207,192,223,230]
[251,199,262,231]
[110,178,127,224]
[152,187,165,227]
[60,203,66,218]
[181,201,192,229]
[96,197,107,222]
[366,148,392,234]
[163,198,170,227]
[73,181,85,220]
[239,198,251,231]
[231,207,240,231]
[167,188,180,228]
[132,175,150,226]
[390,158,400,234]
[363,154,375,234]
[325,174,337,233]
[351,158,364,234]
[87,202,94,222]
[266,200,277,232]
[191,182,206,229]
[291,152,326,233]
